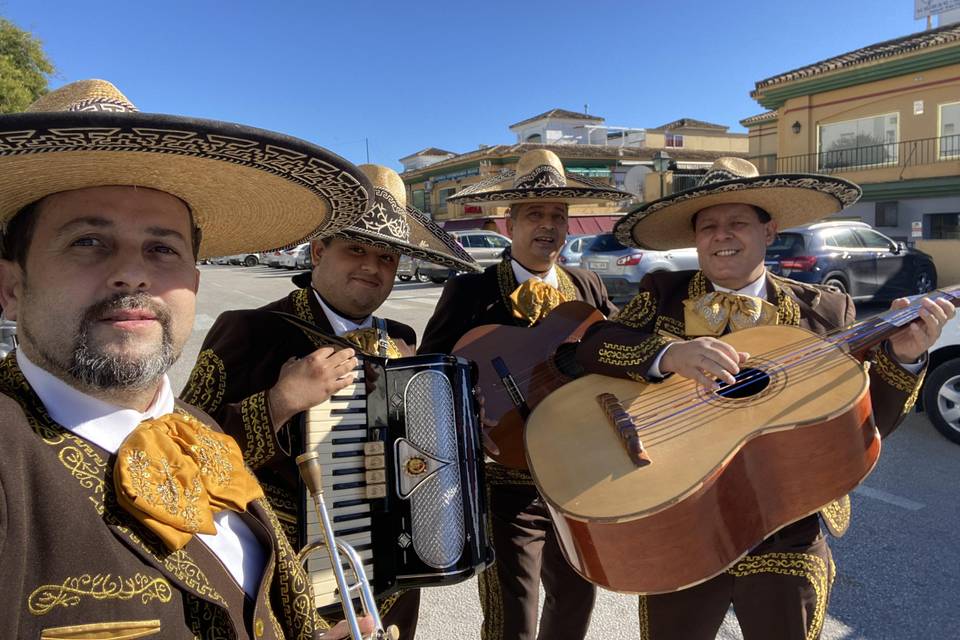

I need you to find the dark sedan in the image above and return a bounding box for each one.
[765,221,936,301]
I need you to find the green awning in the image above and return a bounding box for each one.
[567,167,611,177]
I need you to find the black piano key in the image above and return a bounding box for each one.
[331,450,365,459]
[332,498,367,508]
[333,511,371,523]
[330,394,366,402]
[331,437,366,445]
[331,467,365,476]
[332,481,366,490]
[330,407,365,416]
[332,423,366,432]
[334,525,370,537]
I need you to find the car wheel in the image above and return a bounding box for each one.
[243,255,258,267]
[822,275,848,295]
[414,269,428,283]
[922,358,960,445]
[398,275,411,282]
[429,277,447,284]
[914,268,935,295]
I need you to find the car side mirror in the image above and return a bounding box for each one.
[893,241,905,254]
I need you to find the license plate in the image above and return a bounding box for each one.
[588,261,607,270]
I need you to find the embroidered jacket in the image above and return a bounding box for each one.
[0,355,322,640]
[576,270,926,537]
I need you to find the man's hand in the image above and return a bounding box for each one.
[268,346,358,426]
[659,336,750,389]
[475,387,500,456]
[319,615,375,639]
[888,296,955,363]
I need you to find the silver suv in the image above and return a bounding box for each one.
[581,233,699,300]
[419,230,511,283]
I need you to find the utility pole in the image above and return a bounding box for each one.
[365,138,370,163]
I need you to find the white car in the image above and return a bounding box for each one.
[921,302,960,445]
[278,244,308,269]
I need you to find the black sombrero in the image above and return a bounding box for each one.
[446,149,631,206]
[615,157,862,250]
[0,79,372,258]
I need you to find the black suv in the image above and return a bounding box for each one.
[765,221,936,301]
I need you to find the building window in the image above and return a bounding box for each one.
[818,113,898,170]
[875,201,898,227]
[526,133,542,143]
[665,133,684,148]
[436,187,457,212]
[412,189,426,213]
[928,213,960,239]
[940,102,960,159]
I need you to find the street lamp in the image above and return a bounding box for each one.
[652,150,672,198]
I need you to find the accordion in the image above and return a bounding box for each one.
[297,353,493,609]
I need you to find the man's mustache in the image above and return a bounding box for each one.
[82,293,172,328]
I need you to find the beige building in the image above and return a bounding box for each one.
[741,22,960,281]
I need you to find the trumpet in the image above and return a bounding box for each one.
[296,452,399,640]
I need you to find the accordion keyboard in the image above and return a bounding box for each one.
[302,366,385,609]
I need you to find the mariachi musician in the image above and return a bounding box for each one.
[419,149,629,640]
[573,157,953,640]
[181,164,480,637]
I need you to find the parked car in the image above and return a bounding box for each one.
[921,303,960,445]
[0,316,16,359]
[264,250,285,268]
[558,234,595,268]
[419,230,512,283]
[580,233,699,300]
[397,255,428,282]
[765,221,936,301]
[293,244,312,270]
[277,244,307,269]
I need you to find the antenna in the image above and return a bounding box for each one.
[584,103,589,115]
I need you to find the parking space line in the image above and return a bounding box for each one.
[853,485,925,511]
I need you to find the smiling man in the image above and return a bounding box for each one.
[418,149,629,640]
[181,164,478,638]
[574,157,954,640]
[0,79,375,640]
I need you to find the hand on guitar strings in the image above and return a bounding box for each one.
[660,336,750,390]
[887,296,955,364]
[474,387,501,456]
[267,346,359,426]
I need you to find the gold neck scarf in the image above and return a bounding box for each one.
[683,291,779,336]
[114,412,264,551]
[510,278,571,326]
[342,327,402,359]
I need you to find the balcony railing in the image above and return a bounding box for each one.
[773,134,960,174]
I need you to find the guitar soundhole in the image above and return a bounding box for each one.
[715,368,770,399]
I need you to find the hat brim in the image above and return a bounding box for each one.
[447,170,630,206]
[614,174,862,250]
[336,205,481,273]
[0,111,372,259]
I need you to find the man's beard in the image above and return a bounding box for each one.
[27,292,178,391]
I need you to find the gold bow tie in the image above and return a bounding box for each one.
[510,279,571,326]
[114,412,264,550]
[342,327,402,359]
[683,291,778,336]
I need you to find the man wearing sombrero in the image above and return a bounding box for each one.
[181,163,480,637]
[573,157,953,639]
[0,79,376,639]
[419,149,628,640]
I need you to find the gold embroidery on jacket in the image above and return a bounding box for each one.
[727,552,833,640]
[597,338,667,368]
[820,495,851,537]
[0,358,227,606]
[259,498,318,639]
[28,573,172,616]
[655,315,686,338]
[239,391,276,469]
[496,261,579,323]
[185,595,233,639]
[292,288,325,349]
[688,271,709,300]
[614,291,657,329]
[638,594,651,640]
[555,267,578,302]
[874,348,925,415]
[181,349,226,413]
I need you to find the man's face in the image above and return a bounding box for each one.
[506,202,569,272]
[694,203,777,289]
[310,238,399,317]
[0,186,200,392]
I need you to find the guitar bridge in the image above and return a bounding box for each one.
[596,393,651,467]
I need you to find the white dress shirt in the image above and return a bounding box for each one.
[16,350,266,597]
[511,259,559,289]
[314,289,372,336]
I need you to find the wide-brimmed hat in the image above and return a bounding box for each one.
[446,149,631,206]
[614,157,862,250]
[0,79,372,258]
[334,164,481,272]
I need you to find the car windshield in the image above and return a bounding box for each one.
[766,232,806,258]
[588,233,627,253]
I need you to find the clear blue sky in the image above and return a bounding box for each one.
[2,0,938,170]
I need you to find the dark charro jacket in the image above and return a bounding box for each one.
[180,286,416,544]
[418,259,617,483]
[0,355,322,640]
[575,270,926,537]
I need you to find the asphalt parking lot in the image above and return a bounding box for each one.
[175,265,960,639]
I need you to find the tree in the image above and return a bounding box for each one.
[0,17,54,113]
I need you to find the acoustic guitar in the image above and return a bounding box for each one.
[524,291,957,594]
[453,300,604,469]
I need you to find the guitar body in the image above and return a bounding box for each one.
[453,300,604,469]
[525,324,880,594]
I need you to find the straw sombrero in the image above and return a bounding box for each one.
[333,164,481,272]
[446,149,631,206]
[0,79,372,258]
[615,157,862,250]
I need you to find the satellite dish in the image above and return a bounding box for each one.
[624,165,650,197]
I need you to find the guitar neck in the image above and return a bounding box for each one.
[837,286,960,359]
